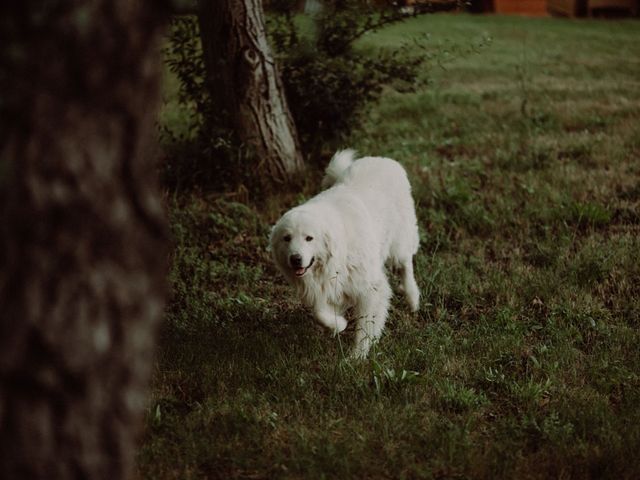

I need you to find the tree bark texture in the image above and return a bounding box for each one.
[198,0,306,186]
[0,1,167,479]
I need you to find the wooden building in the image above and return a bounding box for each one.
[471,0,639,15]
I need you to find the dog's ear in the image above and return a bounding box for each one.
[268,221,290,279]
[320,227,346,276]
[321,230,332,260]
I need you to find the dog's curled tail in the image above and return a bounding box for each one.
[322,149,356,189]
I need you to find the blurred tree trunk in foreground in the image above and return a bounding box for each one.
[0,1,167,478]
[198,0,306,188]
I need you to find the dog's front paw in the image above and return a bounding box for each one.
[315,311,348,335]
[332,315,348,335]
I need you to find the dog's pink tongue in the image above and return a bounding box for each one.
[295,267,305,276]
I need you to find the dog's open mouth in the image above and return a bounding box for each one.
[294,257,315,277]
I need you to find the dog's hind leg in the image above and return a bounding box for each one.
[351,277,392,359]
[399,257,420,312]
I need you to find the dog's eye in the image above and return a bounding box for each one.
[283,234,292,242]
[305,236,313,242]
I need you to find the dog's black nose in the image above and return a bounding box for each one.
[290,254,303,268]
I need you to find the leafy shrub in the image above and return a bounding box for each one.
[269,1,432,157]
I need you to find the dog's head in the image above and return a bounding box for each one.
[269,207,327,280]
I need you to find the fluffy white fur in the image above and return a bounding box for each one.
[269,150,420,358]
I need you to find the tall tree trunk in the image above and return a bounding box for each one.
[198,0,306,188]
[0,1,167,479]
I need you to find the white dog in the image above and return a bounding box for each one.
[269,150,420,358]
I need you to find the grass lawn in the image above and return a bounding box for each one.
[138,14,640,479]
